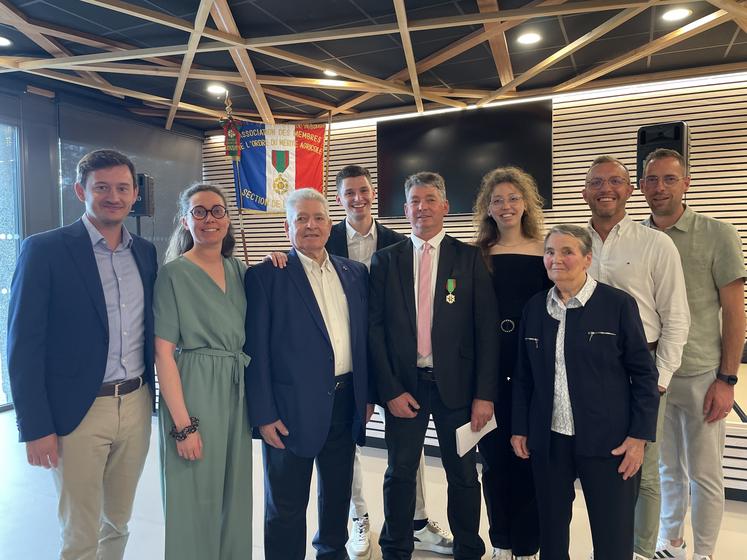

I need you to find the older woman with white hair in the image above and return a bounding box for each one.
[511,224,659,560]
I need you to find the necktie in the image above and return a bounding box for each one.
[417,242,433,358]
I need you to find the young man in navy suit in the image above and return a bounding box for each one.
[245,188,374,560]
[8,149,157,560]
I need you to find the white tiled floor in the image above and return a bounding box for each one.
[1,410,745,559]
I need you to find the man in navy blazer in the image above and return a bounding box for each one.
[8,149,157,560]
[245,188,373,560]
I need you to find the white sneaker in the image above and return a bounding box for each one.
[491,548,512,560]
[413,519,454,555]
[347,515,371,559]
[692,555,712,560]
[633,554,648,560]
[516,554,538,560]
[653,538,686,559]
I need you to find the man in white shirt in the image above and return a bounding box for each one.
[583,155,690,560]
[245,188,374,560]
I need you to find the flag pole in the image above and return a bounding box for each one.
[324,110,332,196]
[220,93,249,263]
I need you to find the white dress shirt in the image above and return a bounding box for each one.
[411,229,447,368]
[587,214,690,388]
[547,274,598,435]
[345,218,378,270]
[297,250,352,376]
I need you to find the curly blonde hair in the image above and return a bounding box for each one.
[473,166,545,261]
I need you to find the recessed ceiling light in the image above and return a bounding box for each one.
[323,69,338,77]
[517,32,541,45]
[662,8,692,22]
[206,84,227,95]
[0,36,12,47]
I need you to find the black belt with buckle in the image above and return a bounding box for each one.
[417,367,435,382]
[329,372,353,394]
[98,375,144,398]
[500,318,517,333]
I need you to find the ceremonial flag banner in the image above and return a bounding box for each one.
[232,123,326,213]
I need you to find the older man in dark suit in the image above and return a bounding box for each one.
[8,149,157,560]
[245,188,373,560]
[369,171,499,560]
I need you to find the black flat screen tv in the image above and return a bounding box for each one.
[376,100,552,217]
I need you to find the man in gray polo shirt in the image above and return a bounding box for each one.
[641,148,746,560]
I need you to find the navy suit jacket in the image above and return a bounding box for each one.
[244,249,369,458]
[369,235,499,408]
[326,219,406,258]
[512,282,659,459]
[8,219,158,442]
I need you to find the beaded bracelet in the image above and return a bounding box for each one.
[170,417,200,441]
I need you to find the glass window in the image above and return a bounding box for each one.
[0,123,21,406]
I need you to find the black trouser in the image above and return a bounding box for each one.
[380,375,484,560]
[263,383,356,560]
[479,397,539,555]
[531,432,640,560]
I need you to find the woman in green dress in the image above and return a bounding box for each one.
[154,184,252,559]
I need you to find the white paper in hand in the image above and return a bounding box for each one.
[456,415,497,457]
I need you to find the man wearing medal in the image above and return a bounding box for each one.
[369,171,499,560]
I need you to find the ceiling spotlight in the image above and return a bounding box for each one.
[206,84,227,95]
[517,32,541,45]
[662,8,692,22]
[0,36,12,47]
[323,69,338,77]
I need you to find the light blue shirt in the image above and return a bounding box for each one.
[82,214,145,383]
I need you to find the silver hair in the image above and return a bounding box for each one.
[404,171,447,201]
[285,188,329,220]
[545,224,592,256]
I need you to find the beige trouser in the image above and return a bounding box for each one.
[634,390,668,557]
[659,370,726,557]
[53,384,152,560]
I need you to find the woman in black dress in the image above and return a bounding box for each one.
[473,166,551,560]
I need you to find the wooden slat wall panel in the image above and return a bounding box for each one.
[202,79,747,486]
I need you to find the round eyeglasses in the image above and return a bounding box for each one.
[189,205,227,220]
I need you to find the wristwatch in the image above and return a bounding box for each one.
[716,373,738,386]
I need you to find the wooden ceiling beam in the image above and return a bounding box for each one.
[27,68,225,117]
[0,0,125,98]
[477,0,514,85]
[479,1,653,105]
[253,46,465,108]
[263,86,356,113]
[322,0,566,117]
[14,41,233,71]
[210,0,274,124]
[164,0,214,130]
[555,9,733,92]
[706,0,747,33]
[392,0,423,112]
[73,0,461,110]
[80,0,241,46]
[130,107,308,122]
[81,0,684,48]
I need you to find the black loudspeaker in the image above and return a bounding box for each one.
[130,173,154,217]
[636,121,689,182]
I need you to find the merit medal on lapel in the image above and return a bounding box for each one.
[446,278,456,304]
